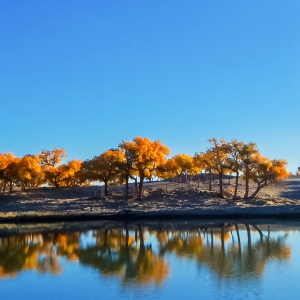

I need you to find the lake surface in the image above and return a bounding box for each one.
[0,220,300,300]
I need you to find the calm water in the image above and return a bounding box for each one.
[0,221,300,300]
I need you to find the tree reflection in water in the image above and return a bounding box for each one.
[77,225,168,286]
[0,223,291,284]
[158,223,290,279]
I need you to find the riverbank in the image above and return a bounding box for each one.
[0,177,300,223]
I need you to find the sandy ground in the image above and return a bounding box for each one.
[0,177,300,221]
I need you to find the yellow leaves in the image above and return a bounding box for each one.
[39,148,67,167]
[246,154,289,182]
[88,149,124,181]
[82,149,125,194]
[270,159,289,180]
[163,154,199,178]
[1,156,21,182]
[0,136,290,194]
[18,155,43,184]
[137,251,169,286]
[131,136,170,175]
[119,137,170,181]
[0,152,15,170]
[129,137,170,169]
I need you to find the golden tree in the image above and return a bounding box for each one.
[245,155,288,198]
[38,148,67,187]
[118,140,139,201]
[0,155,21,193]
[38,148,67,167]
[236,142,260,198]
[0,152,15,193]
[226,141,289,198]
[206,138,232,198]
[124,137,170,200]
[18,155,44,189]
[82,149,124,196]
[164,154,194,182]
[57,160,84,187]
[194,150,219,192]
[226,140,253,198]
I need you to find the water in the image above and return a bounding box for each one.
[0,220,299,300]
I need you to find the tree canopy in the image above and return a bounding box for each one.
[0,136,289,200]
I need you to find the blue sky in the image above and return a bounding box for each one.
[1,0,299,172]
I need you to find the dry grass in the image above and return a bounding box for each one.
[0,177,299,220]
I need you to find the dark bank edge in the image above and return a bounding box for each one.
[1,210,300,224]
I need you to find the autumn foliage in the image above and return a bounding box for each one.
[0,136,289,199]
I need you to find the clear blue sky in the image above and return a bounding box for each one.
[1,0,299,172]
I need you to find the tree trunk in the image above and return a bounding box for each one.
[209,170,212,191]
[138,225,145,253]
[103,229,108,248]
[235,224,241,250]
[137,176,145,200]
[125,225,130,260]
[221,224,225,255]
[9,181,13,193]
[248,181,267,199]
[235,224,242,271]
[2,181,7,194]
[251,224,263,241]
[104,180,108,196]
[197,174,200,188]
[54,177,59,188]
[134,178,138,192]
[125,176,129,202]
[219,172,224,198]
[244,179,249,198]
[245,223,251,248]
[234,172,239,199]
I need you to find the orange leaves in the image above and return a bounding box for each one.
[132,136,170,170]
[56,160,84,187]
[271,159,289,180]
[194,138,290,199]
[86,149,125,182]
[119,136,170,178]
[0,152,15,170]
[39,148,67,167]
[119,137,170,199]
[82,149,125,195]
[163,154,199,179]
[18,155,44,187]
[0,136,290,197]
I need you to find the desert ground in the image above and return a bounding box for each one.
[0,176,300,222]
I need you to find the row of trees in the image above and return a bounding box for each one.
[0,136,289,200]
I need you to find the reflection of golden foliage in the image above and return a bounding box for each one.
[150,231,169,244]
[137,249,169,286]
[214,232,230,242]
[23,251,39,270]
[67,253,79,261]
[128,237,135,246]
[162,235,203,258]
[0,267,17,279]
[270,246,291,260]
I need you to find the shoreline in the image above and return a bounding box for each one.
[0,177,299,224]
[2,205,300,224]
